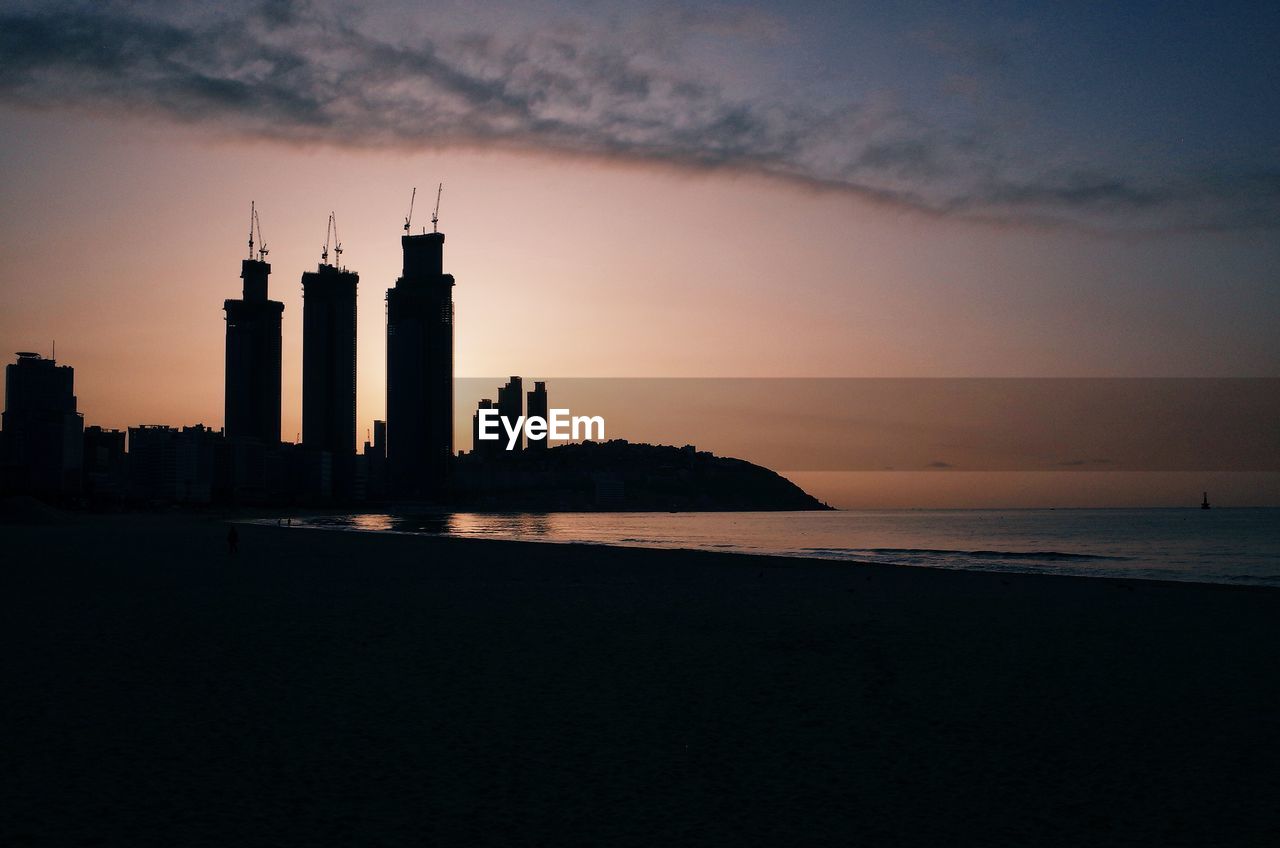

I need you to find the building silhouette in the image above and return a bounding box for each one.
[471,398,500,460]
[386,229,455,496]
[498,376,524,453]
[361,419,387,499]
[83,425,127,499]
[224,255,283,446]
[527,381,548,451]
[301,258,358,495]
[1,352,84,496]
[127,424,222,504]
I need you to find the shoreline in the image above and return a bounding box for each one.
[249,513,1280,593]
[5,513,1279,846]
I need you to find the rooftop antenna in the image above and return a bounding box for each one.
[432,182,443,233]
[403,186,416,234]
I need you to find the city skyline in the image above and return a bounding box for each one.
[1,0,1277,506]
[6,8,1280,845]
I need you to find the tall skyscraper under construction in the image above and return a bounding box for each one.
[302,218,358,494]
[387,189,454,496]
[224,206,283,447]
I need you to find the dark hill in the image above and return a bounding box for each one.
[455,440,831,512]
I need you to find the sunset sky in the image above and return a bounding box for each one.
[1,0,1277,505]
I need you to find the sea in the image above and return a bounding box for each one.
[271,508,1280,587]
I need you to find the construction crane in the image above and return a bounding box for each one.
[403,187,416,234]
[432,182,443,233]
[321,212,342,266]
[255,206,268,260]
[248,202,268,261]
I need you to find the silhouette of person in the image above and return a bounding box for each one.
[227,526,239,556]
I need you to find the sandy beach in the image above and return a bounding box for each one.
[3,513,1278,846]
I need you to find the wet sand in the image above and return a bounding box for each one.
[3,514,1278,846]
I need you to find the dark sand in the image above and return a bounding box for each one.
[3,515,1278,847]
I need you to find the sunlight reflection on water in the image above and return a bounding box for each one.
[261,509,1280,587]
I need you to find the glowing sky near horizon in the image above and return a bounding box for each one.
[1,0,1278,505]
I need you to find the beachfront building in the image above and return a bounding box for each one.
[386,226,455,497]
[527,381,548,451]
[127,424,222,504]
[83,425,127,499]
[301,258,359,497]
[224,253,283,447]
[498,376,524,454]
[471,398,500,461]
[361,419,387,500]
[0,352,84,497]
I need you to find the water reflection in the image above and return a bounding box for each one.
[258,509,1280,586]
[450,512,554,538]
[332,511,558,538]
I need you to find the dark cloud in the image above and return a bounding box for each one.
[1,2,1276,231]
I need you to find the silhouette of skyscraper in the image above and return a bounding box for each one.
[527,381,548,451]
[302,260,358,494]
[1,352,83,496]
[224,257,283,446]
[362,419,387,499]
[386,230,454,496]
[471,398,500,460]
[498,376,524,453]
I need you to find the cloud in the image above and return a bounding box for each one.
[1,1,1276,231]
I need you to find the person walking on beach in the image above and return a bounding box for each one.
[227,526,239,556]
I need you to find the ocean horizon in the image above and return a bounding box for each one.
[262,507,1280,588]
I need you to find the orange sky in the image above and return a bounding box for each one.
[2,110,1277,506]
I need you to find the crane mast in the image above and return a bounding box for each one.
[248,201,267,261]
[404,187,416,234]
[321,212,342,266]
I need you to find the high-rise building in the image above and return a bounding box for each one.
[527,381,548,451]
[1,352,83,496]
[386,228,455,496]
[224,256,283,446]
[498,376,524,453]
[83,425,127,498]
[301,260,358,494]
[471,398,500,460]
[127,424,222,504]
[362,419,388,499]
